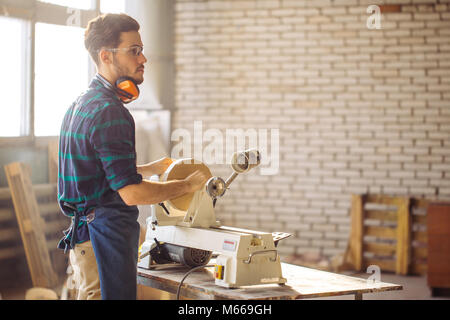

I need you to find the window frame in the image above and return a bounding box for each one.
[0,0,101,146]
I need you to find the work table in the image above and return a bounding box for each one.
[137,261,402,300]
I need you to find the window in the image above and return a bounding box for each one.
[101,0,126,14]
[34,23,89,136]
[0,0,135,141]
[0,16,27,137]
[0,0,102,141]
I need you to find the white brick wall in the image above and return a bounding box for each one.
[172,0,450,258]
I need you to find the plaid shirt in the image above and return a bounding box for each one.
[57,74,142,245]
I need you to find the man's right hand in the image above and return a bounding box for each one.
[184,170,210,193]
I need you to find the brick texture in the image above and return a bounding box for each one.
[172,0,450,258]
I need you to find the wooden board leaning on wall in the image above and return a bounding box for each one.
[0,180,69,287]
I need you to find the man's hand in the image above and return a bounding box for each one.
[150,157,173,176]
[184,170,210,193]
[137,157,173,177]
[118,168,211,206]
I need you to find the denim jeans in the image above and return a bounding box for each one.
[87,203,140,300]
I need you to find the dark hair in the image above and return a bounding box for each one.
[84,13,140,65]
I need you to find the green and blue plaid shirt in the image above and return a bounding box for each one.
[57,74,142,245]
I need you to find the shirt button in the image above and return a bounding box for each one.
[80,250,85,256]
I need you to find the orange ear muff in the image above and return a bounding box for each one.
[115,77,140,104]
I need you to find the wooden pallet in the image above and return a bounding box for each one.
[2,163,66,288]
[0,185,68,288]
[0,199,67,260]
[344,194,428,276]
[410,198,428,275]
[48,139,59,184]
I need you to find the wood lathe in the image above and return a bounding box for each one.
[138,149,291,288]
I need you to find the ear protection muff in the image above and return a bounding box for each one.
[115,76,140,104]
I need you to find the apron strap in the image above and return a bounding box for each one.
[69,212,80,250]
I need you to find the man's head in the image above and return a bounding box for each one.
[84,14,147,85]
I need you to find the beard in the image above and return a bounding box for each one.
[112,61,144,85]
[134,75,144,85]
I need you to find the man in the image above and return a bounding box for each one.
[57,13,208,300]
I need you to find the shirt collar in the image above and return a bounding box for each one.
[93,73,116,94]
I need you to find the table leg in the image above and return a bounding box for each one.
[355,292,363,300]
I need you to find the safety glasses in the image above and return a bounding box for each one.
[103,45,144,57]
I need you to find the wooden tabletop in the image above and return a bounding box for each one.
[137,262,402,300]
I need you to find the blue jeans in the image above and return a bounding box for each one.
[87,203,140,300]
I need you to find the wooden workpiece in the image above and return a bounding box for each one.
[137,262,402,300]
[164,160,213,211]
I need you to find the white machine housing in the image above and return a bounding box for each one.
[138,158,287,288]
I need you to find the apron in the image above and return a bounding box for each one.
[59,194,140,300]
[88,202,140,300]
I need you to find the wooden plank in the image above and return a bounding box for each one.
[45,219,69,235]
[48,139,59,184]
[34,184,58,199]
[0,239,60,260]
[0,183,57,201]
[348,194,364,271]
[365,210,397,222]
[0,227,21,242]
[137,284,174,300]
[411,198,430,210]
[363,242,396,256]
[412,246,427,260]
[365,194,401,206]
[0,202,61,223]
[0,187,13,200]
[396,197,411,275]
[0,247,21,260]
[413,231,427,244]
[0,220,67,243]
[410,263,427,276]
[4,162,58,288]
[412,214,427,226]
[363,258,396,273]
[39,202,61,217]
[0,208,15,223]
[365,226,397,239]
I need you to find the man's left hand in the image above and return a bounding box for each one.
[149,157,173,176]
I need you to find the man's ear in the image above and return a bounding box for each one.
[98,49,113,65]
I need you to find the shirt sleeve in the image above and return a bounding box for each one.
[89,103,142,191]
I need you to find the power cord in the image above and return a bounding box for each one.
[176,264,215,300]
